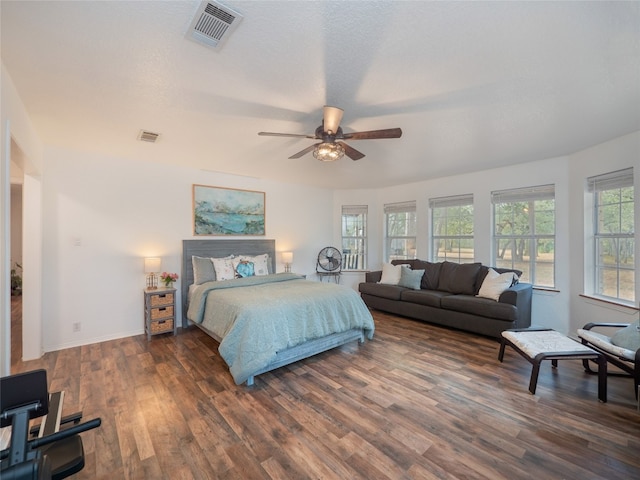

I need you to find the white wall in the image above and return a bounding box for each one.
[39,146,335,351]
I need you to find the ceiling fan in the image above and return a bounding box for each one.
[258,106,402,162]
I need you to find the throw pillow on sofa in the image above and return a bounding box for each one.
[413,260,442,290]
[379,263,403,285]
[437,261,482,295]
[476,268,516,301]
[398,266,425,290]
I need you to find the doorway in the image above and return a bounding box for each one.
[10,182,23,366]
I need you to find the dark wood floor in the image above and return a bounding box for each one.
[9,296,640,479]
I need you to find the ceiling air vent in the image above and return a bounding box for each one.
[187,1,243,50]
[138,130,160,143]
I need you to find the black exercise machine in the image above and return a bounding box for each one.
[1,369,101,480]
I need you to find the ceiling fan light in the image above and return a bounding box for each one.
[313,142,345,162]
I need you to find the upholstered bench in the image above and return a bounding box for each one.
[498,328,607,402]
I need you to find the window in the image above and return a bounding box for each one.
[341,205,367,270]
[384,201,416,262]
[492,185,555,287]
[430,194,474,263]
[587,168,635,303]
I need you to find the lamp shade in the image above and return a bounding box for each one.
[144,257,161,273]
[282,252,293,264]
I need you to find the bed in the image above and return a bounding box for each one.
[181,239,375,385]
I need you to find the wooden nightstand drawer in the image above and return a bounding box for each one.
[150,305,173,320]
[150,319,174,334]
[144,287,176,340]
[149,293,174,307]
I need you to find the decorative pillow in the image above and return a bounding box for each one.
[398,266,425,290]
[238,253,270,276]
[211,257,236,281]
[610,323,640,351]
[476,268,516,301]
[236,261,255,278]
[437,261,482,295]
[192,256,216,284]
[379,263,403,285]
[413,260,442,290]
[475,266,521,294]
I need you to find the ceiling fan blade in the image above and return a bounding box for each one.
[258,132,315,138]
[323,106,344,134]
[342,128,403,140]
[288,143,319,159]
[337,142,365,161]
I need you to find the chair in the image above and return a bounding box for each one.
[1,369,101,480]
[577,322,640,408]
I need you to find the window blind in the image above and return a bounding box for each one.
[491,184,555,203]
[384,201,416,214]
[587,167,634,192]
[341,205,368,215]
[429,193,473,209]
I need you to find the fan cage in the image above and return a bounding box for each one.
[317,247,342,272]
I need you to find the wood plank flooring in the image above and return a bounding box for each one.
[9,297,640,479]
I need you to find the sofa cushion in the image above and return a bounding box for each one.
[359,282,405,300]
[413,260,442,290]
[611,324,640,351]
[437,261,482,295]
[400,289,452,308]
[440,295,517,322]
[398,266,425,290]
[391,259,417,269]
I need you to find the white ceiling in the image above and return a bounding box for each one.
[2,1,639,189]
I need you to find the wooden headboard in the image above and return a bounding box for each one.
[181,239,276,327]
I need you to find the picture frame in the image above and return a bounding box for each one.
[192,184,265,236]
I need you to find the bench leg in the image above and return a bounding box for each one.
[529,362,541,394]
[596,355,607,403]
[498,339,507,362]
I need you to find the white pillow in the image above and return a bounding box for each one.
[211,257,236,281]
[476,268,515,301]
[237,253,270,276]
[378,263,402,285]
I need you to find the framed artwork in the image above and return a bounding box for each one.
[193,184,265,236]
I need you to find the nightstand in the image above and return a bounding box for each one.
[144,287,177,340]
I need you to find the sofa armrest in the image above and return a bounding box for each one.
[365,271,382,283]
[499,282,532,328]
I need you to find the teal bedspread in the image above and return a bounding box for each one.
[187,273,375,384]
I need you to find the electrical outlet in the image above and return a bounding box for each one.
[72,322,81,332]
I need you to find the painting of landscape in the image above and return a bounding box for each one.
[193,185,265,235]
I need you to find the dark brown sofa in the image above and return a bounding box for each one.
[358,260,532,338]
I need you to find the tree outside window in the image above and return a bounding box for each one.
[341,205,367,270]
[588,168,635,303]
[492,185,555,287]
[430,194,474,263]
[384,202,416,262]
